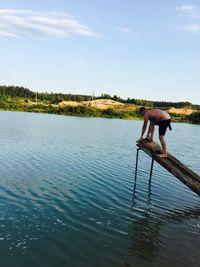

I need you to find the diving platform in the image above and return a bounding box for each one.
[135,140,200,197]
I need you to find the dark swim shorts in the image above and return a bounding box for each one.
[158,119,172,135]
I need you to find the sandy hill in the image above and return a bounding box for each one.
[58,99,196,115]
[59,101,81,108]
[59,99,129,110]
[168,107,194,115]
[84,99,126,110]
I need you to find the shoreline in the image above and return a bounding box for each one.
[0,107,199,125]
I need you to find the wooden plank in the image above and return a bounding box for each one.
[136,140,200,197]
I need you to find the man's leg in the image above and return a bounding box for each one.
[159,135,167,156]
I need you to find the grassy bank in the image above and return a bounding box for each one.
[0,94,199,124]
[0,95,140,120]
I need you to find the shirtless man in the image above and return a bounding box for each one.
[138,107,172,158]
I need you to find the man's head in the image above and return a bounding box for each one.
[139,107,147,116]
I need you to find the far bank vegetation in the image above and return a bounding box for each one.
[0,85,199,123]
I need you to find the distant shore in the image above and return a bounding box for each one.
[0,96,200,124]
[0,85,199,123]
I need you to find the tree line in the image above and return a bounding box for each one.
[0,85,92,103]
[0,85,199,109]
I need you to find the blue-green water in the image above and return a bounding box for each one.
[0,111,199,267]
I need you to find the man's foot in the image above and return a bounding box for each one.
[157,153,167,158]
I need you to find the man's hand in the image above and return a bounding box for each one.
[146,136,153,142]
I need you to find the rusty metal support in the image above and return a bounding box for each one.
[135,148,141,181]
[149,158,154,184]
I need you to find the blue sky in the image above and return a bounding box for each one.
[0,0,200,104]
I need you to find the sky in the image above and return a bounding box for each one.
[0,0,200,104]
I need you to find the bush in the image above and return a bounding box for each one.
[187,112,200,124]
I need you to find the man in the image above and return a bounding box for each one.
[138,107,172,158]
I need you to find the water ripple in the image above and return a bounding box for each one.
[0,112,200,267]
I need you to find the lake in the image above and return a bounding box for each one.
[0,111,200,267]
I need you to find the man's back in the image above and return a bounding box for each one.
[146,109,171,124]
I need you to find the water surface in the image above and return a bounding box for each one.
[0,111,199,267]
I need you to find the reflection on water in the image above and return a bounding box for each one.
[126,171,200,267]
[129,179,162,264]
[0,111,200,267]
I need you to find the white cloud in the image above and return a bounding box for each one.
[116,27,132,34]
[176,4,200,19]
[176,5,200,34]
[183,24,200,33]
[0,9,99,39]
[0,29,18,37]
[176,5,195,12]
